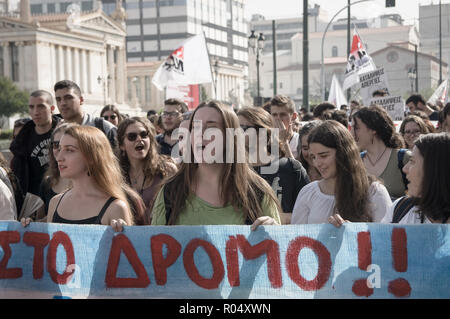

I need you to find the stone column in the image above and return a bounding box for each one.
[57,45,64,81]
[80,49,87,94]
[73,48,80,86]
[107,45,116,104]
[14,41,25,86]
[1,42,11,78]
[116,46,125,104]
[65,47,72,80]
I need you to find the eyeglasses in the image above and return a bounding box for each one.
[126,131,149,141]
[240,125,257,131]
[404,129,421,136]
[52,141,60,150]
[103,115,117,121]
[162,111,181,118]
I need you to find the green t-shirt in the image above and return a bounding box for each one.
[151,186,281,225]
[379,148,411,199]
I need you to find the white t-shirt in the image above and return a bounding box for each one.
[0,168,17,220]
[380,197,431,224]
[289,132,299,159]
[291,180,391,224]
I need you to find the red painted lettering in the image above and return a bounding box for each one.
[0,231,22,279]
[286,236,331,291]
[225,236,239,287]
[47,231,76,285]
[235,235,282,288]
[352,231,374,297]
[151,234,181,286]
[183,238,224,289]
[388,228,411,297]
[23,232,50,279]
[105,233,150,288]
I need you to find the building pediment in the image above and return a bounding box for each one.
[0,16,36,31]
[75,12,126,36]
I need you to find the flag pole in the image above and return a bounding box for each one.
[202,31,217,100]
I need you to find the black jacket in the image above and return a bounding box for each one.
[9,115,62,195]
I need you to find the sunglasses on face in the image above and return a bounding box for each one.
[103,115,117,121]
[52,141,60,150]
[126,131,149,141]
[240,125,257,131]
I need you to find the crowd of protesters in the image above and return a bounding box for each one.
[0,80,448,230]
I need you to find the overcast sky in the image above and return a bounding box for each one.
[244,0,445,26]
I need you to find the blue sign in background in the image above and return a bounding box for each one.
[0,221,448,298]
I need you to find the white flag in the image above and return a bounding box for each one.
[152,34,213,90]
[427,79,449,105]
[328,74,347,108]
[342,28,376,90]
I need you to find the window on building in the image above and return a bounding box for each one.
[60,2,70,13]
[11,43,19,82]
[332,46,338,57]
[279,82,283,89]
[135,77,141,100]
[81,1,93,12]
[30,4,42,14]
[47,3,56,13]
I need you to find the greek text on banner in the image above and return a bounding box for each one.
[0,222,448,299]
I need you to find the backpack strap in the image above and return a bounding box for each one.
[397,149,409,189]
[392,196,415,223]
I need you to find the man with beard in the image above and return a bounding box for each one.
[156,98,188,156]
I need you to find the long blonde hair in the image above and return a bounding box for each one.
[164,101,282,225]
[63,125,134,225]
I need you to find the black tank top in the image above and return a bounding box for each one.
[52,191,117,225]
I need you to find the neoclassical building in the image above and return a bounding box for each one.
[0,0,142,116]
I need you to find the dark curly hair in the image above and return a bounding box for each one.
[352,105,404,148]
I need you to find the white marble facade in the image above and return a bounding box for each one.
[0,7,142,117]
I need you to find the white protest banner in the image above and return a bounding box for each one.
[359,67,390,105]
[152,34,212,90]
[342,28,376,90]
[427,79,449,106]
[370,95,405,121]
[328,74,348,108]
[166,82,200,110]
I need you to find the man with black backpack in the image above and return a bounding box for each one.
[54,80,118,153]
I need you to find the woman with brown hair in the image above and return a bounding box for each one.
[298,120,322,182]
[399,115,430,150]
[291,120,391,224]
[151,101,282,228]
[36,123,74,220]
[0,153,19,220]
[23,125,136,231]
[237,107,310,224]
[118,117,177,224]
[100,104,125,127]
[352,105,410,199]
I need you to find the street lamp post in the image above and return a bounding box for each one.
[213,59,219,99]
[248,30,265,106]
[320,0,374,101]
[97,75,110,106]
[408,68,417,95]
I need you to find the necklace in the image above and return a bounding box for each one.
[130,171,146,194]
[366,147,387,167]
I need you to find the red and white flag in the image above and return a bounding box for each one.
[343,28,376,90]
[152,34,213,90]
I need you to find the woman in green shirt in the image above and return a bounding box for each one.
[151,101,282,229]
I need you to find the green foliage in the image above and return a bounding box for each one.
[0,77,29,117]
[0,129,13,140]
